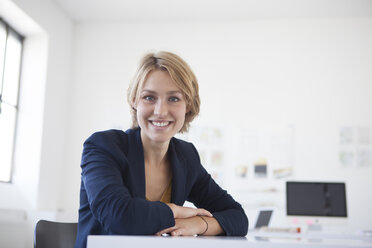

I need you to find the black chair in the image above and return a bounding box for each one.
[34,220,78,248]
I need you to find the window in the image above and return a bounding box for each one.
[0,18,23,183]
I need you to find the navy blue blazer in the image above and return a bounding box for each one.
[75,128,248,248]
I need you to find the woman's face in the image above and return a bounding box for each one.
[136,70,187,145]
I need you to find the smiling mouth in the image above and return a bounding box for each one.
[150,121,171,127]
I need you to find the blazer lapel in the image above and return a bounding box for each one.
[169,139,186,206]
[126,128,146,198]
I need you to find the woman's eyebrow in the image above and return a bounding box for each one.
[167,91,182,95]
[141,89,156,94]
[141,89,182,95]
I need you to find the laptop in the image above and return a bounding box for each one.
[254,210,273,229]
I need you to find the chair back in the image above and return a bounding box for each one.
[34,220,78,248]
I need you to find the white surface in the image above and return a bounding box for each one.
[87,234,372,248]
[50,0,372,22]
[0,209,28,248]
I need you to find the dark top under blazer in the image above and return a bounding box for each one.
[75,128,248,248]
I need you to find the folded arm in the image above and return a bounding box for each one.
[82,139,175,234]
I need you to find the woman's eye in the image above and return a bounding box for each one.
[169,96,180,102]
[143,96,155,101]
[169,97,180,102]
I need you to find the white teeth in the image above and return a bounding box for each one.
[152,121,170,127]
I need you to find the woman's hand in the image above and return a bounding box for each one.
[166,203,213,219]
[156,216,206,236]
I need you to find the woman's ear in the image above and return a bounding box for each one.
[186,105,191,114]
[131,98,137,110]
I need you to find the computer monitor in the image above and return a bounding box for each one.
[286,181,347,231]
[286,181,347,217]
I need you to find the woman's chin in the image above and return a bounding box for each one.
[142,131,173,144]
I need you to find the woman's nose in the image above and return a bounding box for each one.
[154,100,168,116]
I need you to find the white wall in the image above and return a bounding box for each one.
[63,18,372,231]
[0,0,74,247]
[8,0,74,212]
[1,1,372,246]
[11,0,74,212]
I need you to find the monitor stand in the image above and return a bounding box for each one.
[308,223,323,232]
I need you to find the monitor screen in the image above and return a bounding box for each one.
[286,181,347,217]
[255,210,273,228]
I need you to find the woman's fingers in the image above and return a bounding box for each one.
[157,216,209,237]
[170,217,201,236]
[196,208,213,217]
[157,228,181,236]
[166,203,213,218]
[178,206,212,218]
[156,226,177,236]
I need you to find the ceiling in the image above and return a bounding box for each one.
[51,0,372,23]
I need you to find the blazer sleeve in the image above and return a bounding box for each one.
[81,131,175,234]
[186,145,249,236]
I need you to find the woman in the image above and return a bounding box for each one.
[75,51,248,248]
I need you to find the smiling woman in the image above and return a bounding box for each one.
[75,51,248,248]
[127,51,200,133]
[135,70,187,144]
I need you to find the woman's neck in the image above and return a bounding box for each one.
[141,136,170,168]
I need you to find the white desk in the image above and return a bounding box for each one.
[87,233,372,248]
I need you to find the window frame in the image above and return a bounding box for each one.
[0,17,24,183]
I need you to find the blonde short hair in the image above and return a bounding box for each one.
[127,51,200,133]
